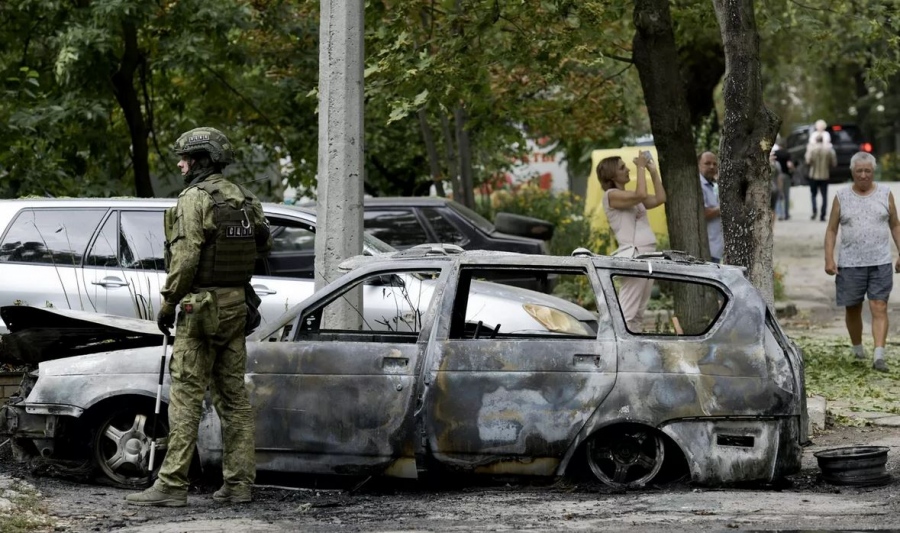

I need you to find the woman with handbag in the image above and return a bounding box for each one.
[597,152,667,333]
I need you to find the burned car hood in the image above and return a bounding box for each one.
[36,343,164,378]
[0,306,162,365]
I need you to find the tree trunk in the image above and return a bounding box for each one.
[633,0,711,330]
[454,106,476,209]
[712,0,780,308]
[111,21,153,198]
[418,109,445,197]
[440,113,463,201]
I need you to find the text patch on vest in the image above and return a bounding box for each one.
[226,225,254,238]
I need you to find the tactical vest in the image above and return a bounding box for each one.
[191,181,258,287]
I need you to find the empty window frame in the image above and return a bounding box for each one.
[610,274,725,336]
[449,267,600,340]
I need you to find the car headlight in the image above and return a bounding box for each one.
[523,304,592,336]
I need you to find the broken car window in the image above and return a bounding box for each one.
[450,267,600,339]
[297,268,442,341]
[611,275,725,336]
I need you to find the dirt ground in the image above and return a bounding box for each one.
[3,424,900,532]
[4,183,900,532]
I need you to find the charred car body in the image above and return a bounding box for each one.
[0,247,807,489]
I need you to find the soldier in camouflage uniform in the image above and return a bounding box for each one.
[126,127,272,507]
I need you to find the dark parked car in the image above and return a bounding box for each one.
[359,197,557,290]
[0,247,807,489]
[785,123,873,184]
[360,197,553,254]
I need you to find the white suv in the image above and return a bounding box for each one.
[0,199,596,336]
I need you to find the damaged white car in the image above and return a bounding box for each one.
[0,247,807,490]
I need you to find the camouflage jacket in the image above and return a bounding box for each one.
[160,175,272,314]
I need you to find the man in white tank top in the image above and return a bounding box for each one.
[824,152,900,372]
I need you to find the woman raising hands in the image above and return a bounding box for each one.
[597,151,667,332]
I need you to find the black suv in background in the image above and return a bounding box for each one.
[785,123,872,184]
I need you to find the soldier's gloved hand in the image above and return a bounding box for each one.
[157,307,175,336]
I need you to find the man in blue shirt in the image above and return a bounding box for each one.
[699,152,723,263]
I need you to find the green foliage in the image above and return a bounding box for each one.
[797,336,900,415]
[879,152,900,182]
[773,263,786,301]
[478,181,611,256]
[552,274,596,311]
[475,181,611,308]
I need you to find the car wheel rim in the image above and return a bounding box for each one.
[586,428,664,489]
[93,410,167,487]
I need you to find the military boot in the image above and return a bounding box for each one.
[213,483,252,504]
[124,485,187,507]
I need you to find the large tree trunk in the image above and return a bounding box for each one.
[418,109,445,197]
[440,113,463,201]
[633,0,711,331]
[713,0,780,308]
[111,21,152,198]
[454,106,476,208]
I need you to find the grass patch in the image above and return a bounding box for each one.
[0,479,53,533]
[795,336,900,415]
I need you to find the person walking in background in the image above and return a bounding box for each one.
[699,152,723,262]
[769,151,783,228]
[807,133,837,221]
[126,127,272,507]
[772,141,794,220]
[597,152,666,333]
[824,152,900,373]
[808,119,832,147]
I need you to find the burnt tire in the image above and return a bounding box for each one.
[586,425,664,489]
[92,407,168,488]
[494,212,555,241]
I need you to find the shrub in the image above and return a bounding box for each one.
[477,181,612,257]
[879,152,900,182]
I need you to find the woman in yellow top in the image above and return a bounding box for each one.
[597,152,667,333]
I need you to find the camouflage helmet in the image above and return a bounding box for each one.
[173,127,234,165]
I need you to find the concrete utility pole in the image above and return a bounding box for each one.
[315,0,364,329]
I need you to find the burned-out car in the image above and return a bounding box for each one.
[0,247,807,489]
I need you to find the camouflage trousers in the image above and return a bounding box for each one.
[156,286,255,493]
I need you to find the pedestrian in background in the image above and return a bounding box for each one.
[698,152,723,262]
[772,141,793,220]
[808,119,832,147]
[126,127,272,507]
[770,151,783,228]
[807,134,837,221]
[598,152,666,332]
[824,152,900,372]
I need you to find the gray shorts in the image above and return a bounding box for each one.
[835,264,894,307]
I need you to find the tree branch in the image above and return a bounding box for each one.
[201,65,290,150]
[787,0,839,14]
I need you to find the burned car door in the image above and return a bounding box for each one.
[422,263,618,475]
[245,265,446,478]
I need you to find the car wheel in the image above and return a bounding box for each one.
[92,407,168,488]
[586,426,664,489]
